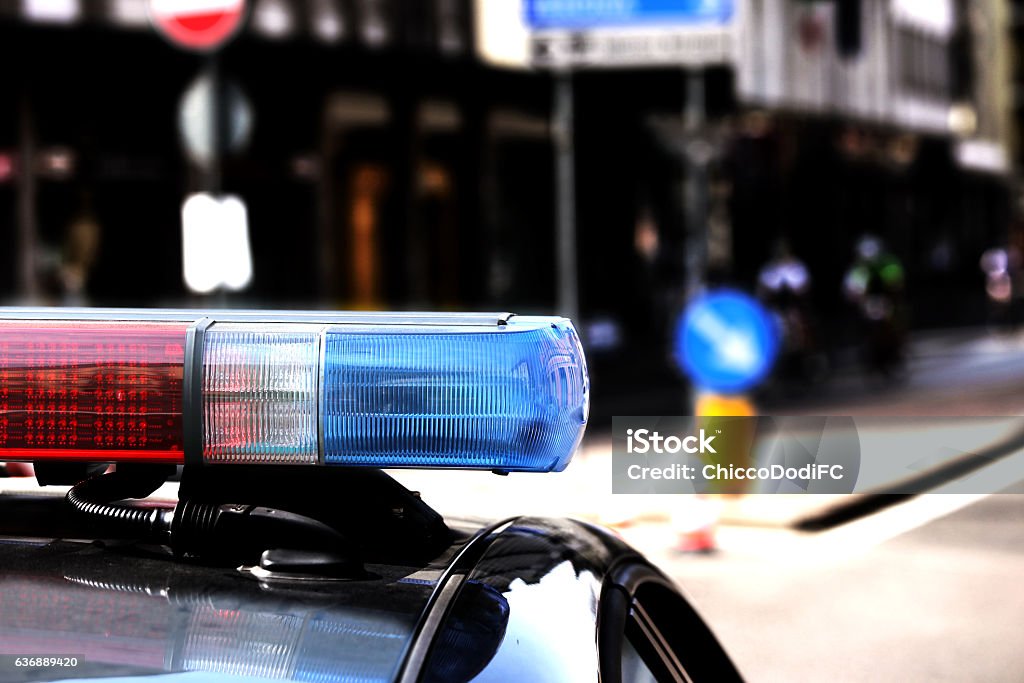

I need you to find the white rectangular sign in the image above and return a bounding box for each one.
[476,0,737,70]
[531,25,733,68]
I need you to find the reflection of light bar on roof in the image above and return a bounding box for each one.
[183,605,414,681]
[0,577,172,669]
[0,575,419,682]
[0,309,589,472]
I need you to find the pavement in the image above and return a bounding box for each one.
[633,489,1024,683]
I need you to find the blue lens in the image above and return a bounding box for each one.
[322,318,588,472]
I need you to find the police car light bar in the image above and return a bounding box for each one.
[0,309,589,472]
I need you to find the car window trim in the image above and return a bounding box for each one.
[397,517,516,683]
[631,600,693,683]
[601,560,745,683]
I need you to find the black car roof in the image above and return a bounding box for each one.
[0,481,643,683]
[0,482,487,683]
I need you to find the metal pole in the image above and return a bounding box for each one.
[553,71,579,322]
[206,58,228,305]
[683,69,709,413]
[683,68,708,300]
[16,93,37,303]
[206,57,224,196]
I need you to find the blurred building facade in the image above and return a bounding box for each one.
[0,0,1017,418]
[0,0,535,312]
[729,0,1013,331]
[477,0,1017,414]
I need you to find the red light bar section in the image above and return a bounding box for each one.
[0,321,186,462]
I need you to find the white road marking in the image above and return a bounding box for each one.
[619,447,1024,569]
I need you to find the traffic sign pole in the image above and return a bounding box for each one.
[16,94,37,303]
[554,72,578,323]
[523,0,736,326]
[149,1,251,301]
[198,57,225,195]
[682,67,711,414]
[683,68,708,301]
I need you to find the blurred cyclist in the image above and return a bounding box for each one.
[843,235,907,377]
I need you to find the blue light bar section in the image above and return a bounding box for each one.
[322,317,589,472]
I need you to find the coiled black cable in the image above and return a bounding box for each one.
[65,469,174,543]
[65,468,354,565]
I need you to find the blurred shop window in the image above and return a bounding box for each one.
[413,161,457,306]
[413,100,462,307]
[483,109,555,310]
[322,93,392,305]
[896,27,952,101]
[349,165,389,308]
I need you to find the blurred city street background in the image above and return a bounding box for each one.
[4,0,1024,680]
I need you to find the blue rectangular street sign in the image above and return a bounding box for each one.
[524,0,734,30]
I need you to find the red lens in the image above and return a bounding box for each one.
[0,321,186,463]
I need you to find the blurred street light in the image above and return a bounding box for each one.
[252,0,294,40]
[23,0,80,24]
[109,0,150,28]
[311,0,344,44]
[948,102,978,137]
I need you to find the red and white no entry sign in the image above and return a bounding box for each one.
[148,0,247,52]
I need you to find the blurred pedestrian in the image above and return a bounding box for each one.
[60,193,102,306]
[757,241,826,385]
[980,245,1022,331]
[757,240,810,304]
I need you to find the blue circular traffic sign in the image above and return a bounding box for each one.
[674,289,780,393]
